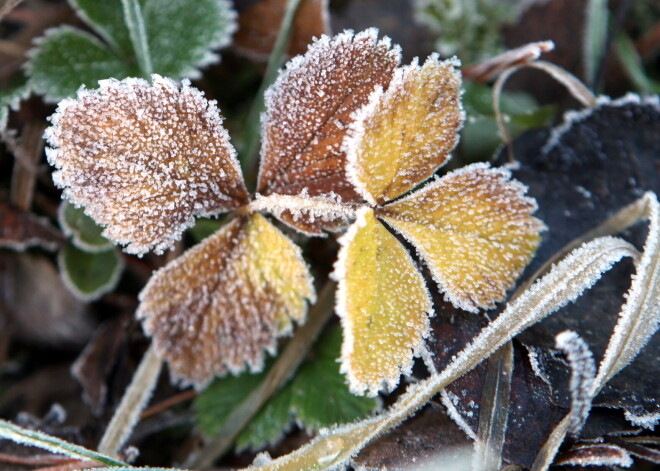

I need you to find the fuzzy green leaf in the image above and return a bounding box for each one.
[0,107,6,131]
[58,243,123,301]
[285,327,379,431]
[195,328,378,451]
[68,0,134,57]
[142,0,236,79]
[58,201,112,252]
[27,26,136,102]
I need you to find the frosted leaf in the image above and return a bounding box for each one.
[333,207,432,396]
[257,29,401,221]
[379,163,544,312]
[137,214,315,388]
[345,55,464,205]
[45,75,249,255]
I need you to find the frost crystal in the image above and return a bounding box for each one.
[257,29,401,211]
[45,75,249,255]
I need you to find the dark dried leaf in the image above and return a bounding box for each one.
[0,202,66,252]
[0,254,92,347]
[498,95,660,428]
[70,317,127,416]
[427,301,570,469]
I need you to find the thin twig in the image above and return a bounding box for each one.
[10,121,46,211]
[188,280,336,469]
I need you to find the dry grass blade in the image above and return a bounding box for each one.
[245,236,637,471]
[493,61,597,159]
[555,331,596,437]
[532,192,659,471]
[473,342,514,471]
[0,0,23,22]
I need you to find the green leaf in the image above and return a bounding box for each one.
[188,217,225,243]
[121,0,153,76]
[195,365,267,438]
[0,418,127,467]
[58,201,112,252]
[584,0,609,86]
[27,26,136,102]
[58,243,123,301]
[68,0,134,57]
[286,327,378,431]
[142,0,236,78]
[0,75,30,131]
[461,82,555,160]
[195,327,378,451]
[615,33,660,94]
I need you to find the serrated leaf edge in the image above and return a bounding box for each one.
[25,25,124,103]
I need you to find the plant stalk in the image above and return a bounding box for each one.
[188,280,337,469]
[97,343,162,457]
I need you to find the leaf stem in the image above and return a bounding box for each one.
[187,280,336,470]
[240,0,302,188]
[97,343,162,457]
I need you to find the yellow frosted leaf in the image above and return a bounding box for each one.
[137,213,315,388]
[45,75,249,255]
[345,55,463,205]
[379,163,544,313]
[334,208,432,396]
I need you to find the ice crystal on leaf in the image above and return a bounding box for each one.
[45,75,249,255]
[137,213,315,388]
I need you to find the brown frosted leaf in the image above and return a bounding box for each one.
[257,28,401,230]
[345,55,464,205]
[234,0,330,61]
[334,207,432,396]
[379,163,544,312]
[137,213,315,388]
[45,75,249,255]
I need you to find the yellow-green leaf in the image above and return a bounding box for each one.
[345,55,464,205]
[334,207,432,396]
[137,213,315,388]
[379,163,544,313]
